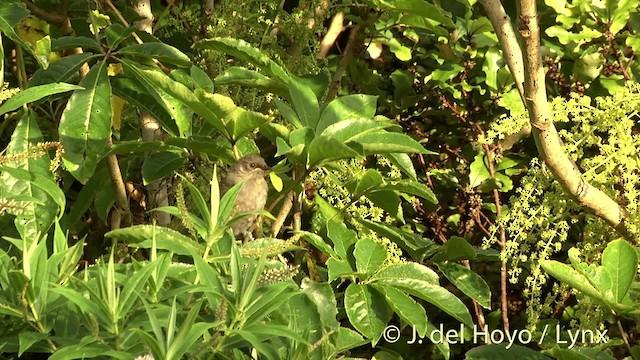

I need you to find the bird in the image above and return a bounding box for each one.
[220,154,270,240]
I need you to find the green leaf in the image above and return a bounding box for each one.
[366,190,403,221]
[437,262,491,309]
[466,344,551,359]
[546,25,601,46]
[386,153,418,180]
[105,225,204,255]
[289,76,320,129]
[321,118,395,142]
[18,332,49,357]
[469,153,490,188]
[609,0,638,35]
[301,278,340,329]
[316,94,378,133]
[574,52,605,83]
[383,0,456,28]
[28,53,97,87]
[51,36,102,51]
[194,37,289,82]
[344,283,392,344]
[351,131,429,154]
[370,262,439,284]
[127,62,228,137]
[0,166,65,219]
[330,329,367,355]
[307,136,361,168]
[354,169,384,198]
[215,67,289,99]
[190,65,213,92]
[372,283,428,337]
[59,61,112,183]
[381,180,438,204]
[327,258,356,281]
[300,231,338,258]
[387,37,411,61]
[354,237,388,274]
[432,236,476,262]
[119,42,191,67]
[626,35,640,53]
[111,78,183,137]
[118,257,162,317]
[274,98,303,128]
[142,151,186,185]
[544,347,616,360]
[196,92,271,140]
[600,239,637,303]
[0,83,83,116]
[376,278,474,328]
[359,219,439,260]
[34,35,51,70]
[0,111,59,236]
[540,260,603,302]
[0,3,33,55]
[104,23,134,50]
[327,219,357,259]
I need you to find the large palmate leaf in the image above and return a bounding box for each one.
[59,61,112,183]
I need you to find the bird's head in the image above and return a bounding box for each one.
[230,154,270,179]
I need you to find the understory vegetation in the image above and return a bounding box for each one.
[0,0,639,359]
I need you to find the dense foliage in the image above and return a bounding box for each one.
[0,0,639,359]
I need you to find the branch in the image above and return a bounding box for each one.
[317,12,345,59]
[326,23,361,101]
[22,0,66,25]
[484,0,637,241]
[480,0,531,149]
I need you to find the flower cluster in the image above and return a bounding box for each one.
[485,83,640,328]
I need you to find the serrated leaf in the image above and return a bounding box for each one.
[344,283,392,344]
[375,278,474,327]
[354,238,387,274]
[351,131,430,154]
[316,94,378,133]
[370,262,439,284]
[437,262,491,309]
[307,136,361,168]
[372,284,428,337]
[289,76,320,129]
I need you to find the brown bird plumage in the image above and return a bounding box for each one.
[220,154,270,240]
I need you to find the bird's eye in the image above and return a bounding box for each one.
[250,163,256,169]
